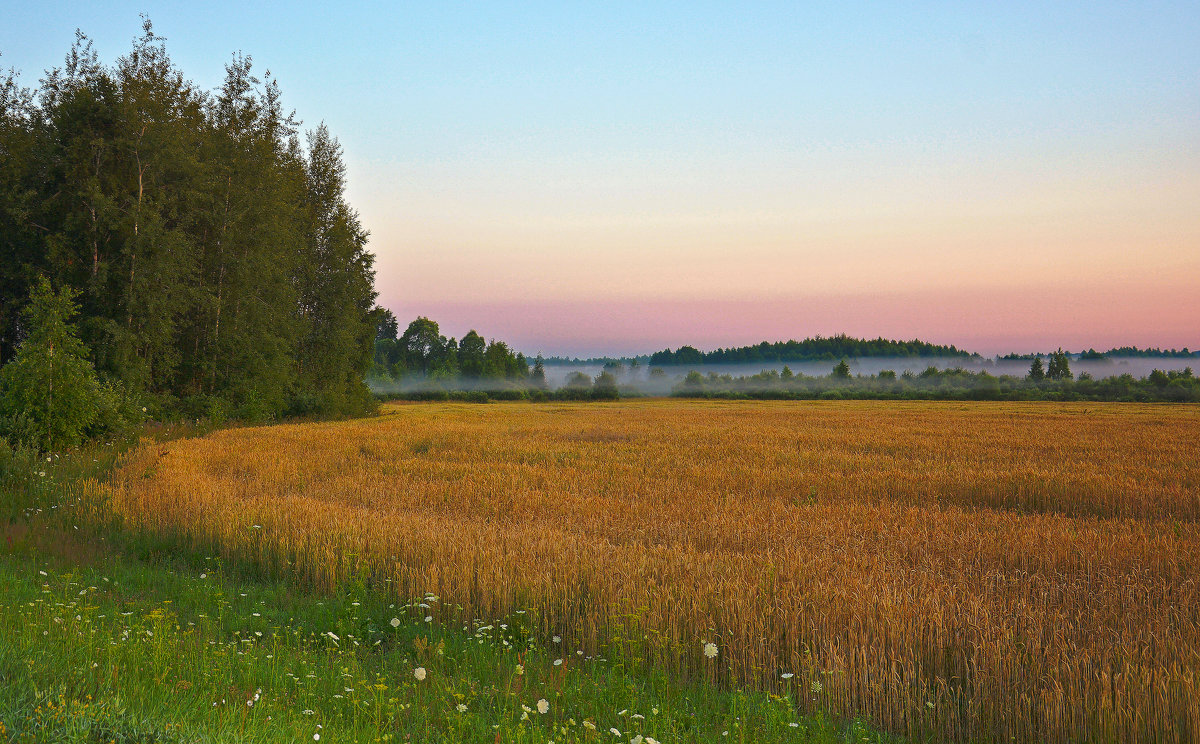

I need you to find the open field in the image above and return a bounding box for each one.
[102,400,1200,742]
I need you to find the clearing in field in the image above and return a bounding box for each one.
[103,400,1200,742]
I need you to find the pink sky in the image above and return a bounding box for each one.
[369,155,1200,356]
[389,280,1199,358]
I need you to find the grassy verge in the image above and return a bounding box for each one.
[0,437,895,743]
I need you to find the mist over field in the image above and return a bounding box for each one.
[363,355,1197,399]
[540,356,1197,390]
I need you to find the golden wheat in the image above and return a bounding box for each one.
[103,400,1200,742]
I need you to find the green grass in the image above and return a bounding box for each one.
[0,436,897,744]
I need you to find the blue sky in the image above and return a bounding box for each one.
[4,2,1198,354]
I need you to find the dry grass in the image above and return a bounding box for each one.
[103,400,1200,742]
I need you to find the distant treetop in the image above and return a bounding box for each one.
[648,334,976,366]
[999,346,1195,361]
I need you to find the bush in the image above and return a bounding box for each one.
[592,371,619,400]
[489,389,527,401]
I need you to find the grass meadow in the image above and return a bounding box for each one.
[86,400,1200,743]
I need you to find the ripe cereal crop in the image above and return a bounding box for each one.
[103,400,1200,742]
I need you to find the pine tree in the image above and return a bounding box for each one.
[532,354,548,389]
[1028,357,1045,381]
[0,279,102,450]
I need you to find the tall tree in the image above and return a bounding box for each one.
[295,124,377,413]
[458,330,486,377]
[0,60,40,364]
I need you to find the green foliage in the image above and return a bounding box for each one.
[371,317,531,392]
[1046,349,1072,380]
[832,359,851,379]
[458,330,487,377]
[682,370,706,390]
[0,280,103,450]
[375,308,398,341]
[531,354,548,389]
[0,25,377,423]
[593,370,619,400]
[1028,357,1045,381]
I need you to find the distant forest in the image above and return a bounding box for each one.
[1000,346,1196,361]
[548,342,1198,367]
[0,24,377,422]
[649,335,977,366]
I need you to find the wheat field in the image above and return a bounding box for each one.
[101,400,1200,742]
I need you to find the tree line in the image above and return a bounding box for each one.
[673,356,1199,403]
[371,313,534,383]
[649,334,976,366]
[0,22,377,448]
[370,313,625,401]
[999,346,1196,361]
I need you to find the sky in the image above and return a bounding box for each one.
[3,2,1198,356]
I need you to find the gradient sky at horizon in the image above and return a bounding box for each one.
[4,2,1198,356]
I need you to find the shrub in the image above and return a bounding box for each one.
[489,389,527,401]
[592,371,619,400]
